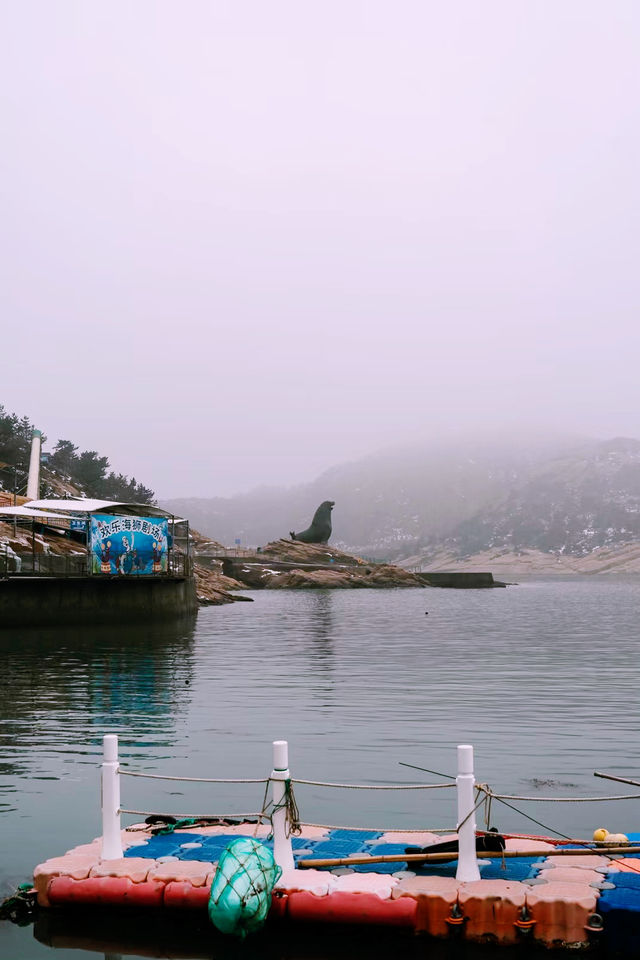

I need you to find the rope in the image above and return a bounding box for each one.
[398,761,456,780]
[457,788,488,831]
[487,790,640,803]
[484,788,493,831]
[298,821,457,833]
[119,770,451,790]
[281,780,301,837]
[477,787,640,875]
[120,808,270,820]
[119,770,268,784]
[292,778,454,791]
[259,779,302,838]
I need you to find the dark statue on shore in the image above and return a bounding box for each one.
[290,500,335,544]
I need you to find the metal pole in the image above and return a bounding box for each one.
[455,744,481,882]
[101,734,123,860]
[271,740,294,871]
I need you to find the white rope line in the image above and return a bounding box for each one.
[483,789,640,803]
[298,821,456,833]
[117,770,640,800]
[292,778,455,791]
[119,808,270,820]
[119,770,452,790]
[119,770,268,784]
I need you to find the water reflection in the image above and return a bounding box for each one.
[33,909,532,960]
[0,618,197,797]
[306,592,335,709]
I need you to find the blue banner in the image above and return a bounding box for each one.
[90,514,168,576]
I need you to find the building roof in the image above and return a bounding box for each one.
[26,498,176,519]
[0,505,80,521]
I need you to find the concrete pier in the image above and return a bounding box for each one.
[0,575,197,625]
[416,571,506,588]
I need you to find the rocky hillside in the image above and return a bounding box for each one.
[438,438,640,559]
[401,542,640,577]
[162,437,550,556]
[163,436,640,570]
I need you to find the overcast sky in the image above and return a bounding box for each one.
[2,1,639,497]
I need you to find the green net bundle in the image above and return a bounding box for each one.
[208,837,282,938]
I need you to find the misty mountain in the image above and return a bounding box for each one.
[443,437,640,559]
[160,435,640,560]
[161,438,533,554]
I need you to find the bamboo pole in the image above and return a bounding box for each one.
[594,771,640,789]
[297,845,640,870]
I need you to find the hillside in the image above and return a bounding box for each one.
[162,437,548,554]
[162,436,640,573]
[0,404,154,504]
[439,437,640,558]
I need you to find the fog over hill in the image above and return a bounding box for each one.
[161,435,640,563]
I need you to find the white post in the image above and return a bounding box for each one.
[26,429,42,501]
[271,740,294,871]
[455,744,480,881]
[101,734,123,860]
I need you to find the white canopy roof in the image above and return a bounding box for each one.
[0,505,80,521]
[28,498,123,513]
[26,498,175,518]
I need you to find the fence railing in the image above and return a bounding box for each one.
[0,551,88,577]
[0,550,192,579]
[196,549,259,559]
[168,553,192,578]
[99,737,640,879]
[102,737,480,879]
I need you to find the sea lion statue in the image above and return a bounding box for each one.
[290,500,335,544]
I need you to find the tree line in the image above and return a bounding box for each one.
[0,404,155,504]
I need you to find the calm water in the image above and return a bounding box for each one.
[1,579,640,958]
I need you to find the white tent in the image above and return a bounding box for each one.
[0,505,81,521]
[25,498,176,519]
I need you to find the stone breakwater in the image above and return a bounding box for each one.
[221,539,424,590]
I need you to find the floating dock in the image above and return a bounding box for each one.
[32,824,640,953]
[27,738,640,954]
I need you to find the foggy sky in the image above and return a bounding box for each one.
[2,1,639,497]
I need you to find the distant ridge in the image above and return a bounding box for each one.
[161,435,640,570]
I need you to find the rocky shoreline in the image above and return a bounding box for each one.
[219,539,424,591]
